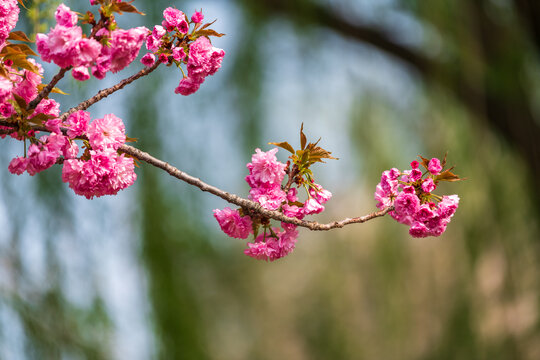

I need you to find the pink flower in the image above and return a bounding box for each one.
[172,46,186,61]
[145,34,161,52]
[186,36,225,80]
[72,37,101,67]
[428,158,442,175]
[174,76,202,95]
[62,150,136,199]
[410,160,419,169]
[246,148,286,186]
[108,27,148,73]
[303,198,324,215]
[66,110,90,139]
[8,156,28,175]
[282,204,304,219]
[42,25,83,68]
[152,25,166,39]
[177,20,189,35]
[140,53,155,67]
[0,0,19,46]
[421,178,436,193]
[410,168,422,182]
[25,143,58,176]
[158,53,168,64]
[72,66,90,81]
[438,195,459,218]
[163,7,184,28]
[286,188,298,202]
[409,222,429,238]
[309,183,332,204]
[213,207,252,239]
[32,98,60,118]
[191,11,204,23]
[244,226,298,261]
[394,192,420,217]
[249,183,286,210]
[0,77,13,102]
[55,3,78,27]
[0,102,14,118]
[87,113,126,150]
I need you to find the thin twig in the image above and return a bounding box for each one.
[59,61,161,121]
[0,119,391,230]
[27,67,71,111]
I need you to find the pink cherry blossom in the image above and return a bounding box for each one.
[8,156,28,175]
[394,192,420,218]
[428,158,442,175]
[66,110,90,139]
[303,198,324,215]
[87,113,126,150]
[191,11,204,23]
[0,0,19,46]
[174,76,202,95]
[72,66,90,81]
[163,7,184,28]
[213,207,252,239]
[245,148,286,186]
[141,53,156,67]
[55,3,78,28]
[421,178,436,193]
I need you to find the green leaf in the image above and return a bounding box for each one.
[268,141,294,154]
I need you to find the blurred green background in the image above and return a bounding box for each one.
[1,0,540,359]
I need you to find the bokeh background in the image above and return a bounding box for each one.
[1,0,540,359]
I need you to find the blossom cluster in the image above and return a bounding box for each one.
[140,7,225,96]
[36,3,147,81]
[8,110,136,199]
[0,0,19,46]
[214,147,333,261]
[375,157,460,237]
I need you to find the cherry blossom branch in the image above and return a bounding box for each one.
[117,144,392,230]
[27,67,71,111]
[0,119,391,230]
[60,61,161,121]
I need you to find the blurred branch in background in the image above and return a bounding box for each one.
[238,0,540,205]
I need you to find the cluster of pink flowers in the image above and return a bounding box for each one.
[214,148,332,261]
[375,157,460,237]
[140,7,225,96]
[8,110,136,199]
[36,3,147,81]
[0,0,19,46]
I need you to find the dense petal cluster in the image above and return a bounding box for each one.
[0,0,19,46]
[375,157,460,237]
[244,225,298,262]
[36,3,148,81]
[214,147,333,261]
[213,208,252,239]
[246,148,287,211]
[175,36,225,95]
[7,109,137,199]
[62,149,136,199]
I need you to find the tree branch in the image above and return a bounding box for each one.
[60,61,161,121]
[0,119,391,231]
